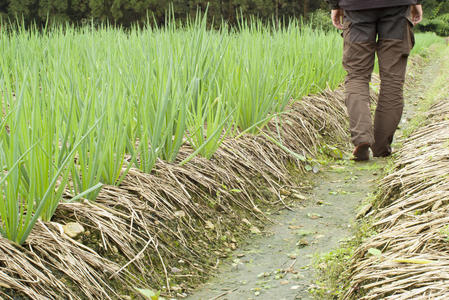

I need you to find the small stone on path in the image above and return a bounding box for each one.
[63,222,84,238]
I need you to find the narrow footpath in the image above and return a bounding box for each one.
[186,54,442,300]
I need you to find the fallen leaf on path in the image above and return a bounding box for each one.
[288,225,303,230]
[307,213,323,220]
[296,239,309,248]
[316,200,332,205]
[284,268,298,274]
[291,193,307,200]
[280,280,289,285]
[135,288,166,300]
[257,272,271,278]
[296,230,313,237]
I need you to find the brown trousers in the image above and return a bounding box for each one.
[343,6,415,157]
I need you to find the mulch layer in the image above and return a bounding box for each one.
[1,86,354,299]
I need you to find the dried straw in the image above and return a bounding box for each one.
[345,94,449,299]
[1,86,352,298]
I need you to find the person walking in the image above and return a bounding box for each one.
[327,0,423,161]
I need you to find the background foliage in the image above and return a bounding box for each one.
[418,0,449,36]
[0,1,448,32]
[0,0,328,27]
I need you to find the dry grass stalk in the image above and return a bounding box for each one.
[1,87,352,298]
[345,95,449,299]
[0,221,126,299]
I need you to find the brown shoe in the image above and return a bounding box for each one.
[372,148,392,158]
[373,152,392,158]
[352,143,370,161]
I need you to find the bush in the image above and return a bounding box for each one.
[417,13,449,37]
[308,9,334,32]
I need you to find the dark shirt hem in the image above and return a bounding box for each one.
[340,0,417,11]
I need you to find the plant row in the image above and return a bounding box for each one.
[0,18,345,245]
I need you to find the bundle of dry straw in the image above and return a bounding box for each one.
[1,87,351,299]
[345,98,449,299]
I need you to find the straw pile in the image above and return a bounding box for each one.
[0,86,355,299]
[0,51,421,300]
[345,97,449,299]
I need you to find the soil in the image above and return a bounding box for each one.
[186,160,384,300]
[186,53,440,300]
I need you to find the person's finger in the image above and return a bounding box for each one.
[332,18,339,29]
[337,17,344,30]
[416,15,423,24]
[413,15,422,25]
[332,16,343,30]
[332,20,343,30]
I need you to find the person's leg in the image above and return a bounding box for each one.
[342,10,378,157]
[373,6,414,157]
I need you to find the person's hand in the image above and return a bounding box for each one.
[410,4,423,25]
[331,9,345,30]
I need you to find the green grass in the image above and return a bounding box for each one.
[0,18,346,244]
[402,45,449,138]
[412,32,446,56]
[0,17,444,244]
[311,218,378,299]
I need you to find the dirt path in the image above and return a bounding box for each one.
[186,56,441,300]
[186,161,383,300]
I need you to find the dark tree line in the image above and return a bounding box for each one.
[0,0,328,27]
[0,0,447,30]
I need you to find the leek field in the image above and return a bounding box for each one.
[0,18,441,246]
